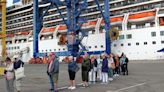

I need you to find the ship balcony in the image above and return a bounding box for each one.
[127,22,155,30]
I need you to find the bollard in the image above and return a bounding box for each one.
[0,67,5,75]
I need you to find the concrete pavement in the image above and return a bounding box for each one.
[0,60,164,92]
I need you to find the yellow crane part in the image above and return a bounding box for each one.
[0,0,6,60]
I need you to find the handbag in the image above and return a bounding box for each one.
[74,64,80,72]
[6,71,14,80]
[15,65,25,80]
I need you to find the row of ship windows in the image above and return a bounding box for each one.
[110,0,151,8]
[40,45,104,52]
[114,41,164,47]
[119,31,164,40]
[6,46,20,50]
[6,45,104,51]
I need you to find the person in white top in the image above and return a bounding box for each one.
[108,54,115,81]
[4,57,14,92]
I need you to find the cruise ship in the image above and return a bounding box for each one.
[1,0,164,62]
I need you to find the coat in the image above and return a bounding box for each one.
[102,57,109,73]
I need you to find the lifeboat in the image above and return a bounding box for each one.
[0,34,15,38]
[128,11,155,22]
[101,16,123,25]
[6,34,15,38]
[57,25,67,33]
[82,19,98,29]
[15,31,30,35]
[159,17,164,26]
[40,27,56,35]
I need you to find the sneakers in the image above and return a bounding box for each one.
[68,86,72,89]
[108,78,113,81]
[68,86,76,90]
[71,86,76,90]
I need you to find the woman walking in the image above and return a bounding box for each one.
[4,57,15,92]
[13,55,24,92]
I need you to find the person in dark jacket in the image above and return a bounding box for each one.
[124,55,129,75]
[13,55,24,92]
[81,54,90,87]
[101,53,109,84]
[47,52,59,92]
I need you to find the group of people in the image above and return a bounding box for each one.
[46,52,129,92]
[81,52,129,85]
[3,51,128,92]
[3,55,24,92]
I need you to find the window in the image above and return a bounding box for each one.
[49,49,52,52]
[63,48,65,51]
[114,44,117,47]
[119,35,124,40]
[54,49,56,51]
[101,45,104,48]
[128,43,131,46]
[151,32,156,37]
[160,31,164,36]
[161,40,164,44]
[152,41,156,44]
[95,46,97,48]
[89,46,91,49]
[121,43,124,46]
[144,42,147,45]
[136,42,139,45]
[126,34,132,39]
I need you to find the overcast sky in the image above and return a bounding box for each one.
[7,0,13,7]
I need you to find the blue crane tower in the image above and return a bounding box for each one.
[33,0,110,58]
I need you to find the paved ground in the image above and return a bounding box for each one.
[0,60,164,92]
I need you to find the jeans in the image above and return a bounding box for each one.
[108,68,113,78]
[48,75,54,89]
[6,79,14,92]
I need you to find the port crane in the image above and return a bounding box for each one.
[0,0,6,61]
[33,0,110,58]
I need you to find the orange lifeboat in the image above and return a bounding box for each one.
[58,25,67,33]
[0,34,15,38]
[82,19,98,29]
[41,27,56,34]
[6,34,15,38]
[101,16,123,25]
[128,11,155,22]
[15,31,30,35]
[159,17,164,26]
